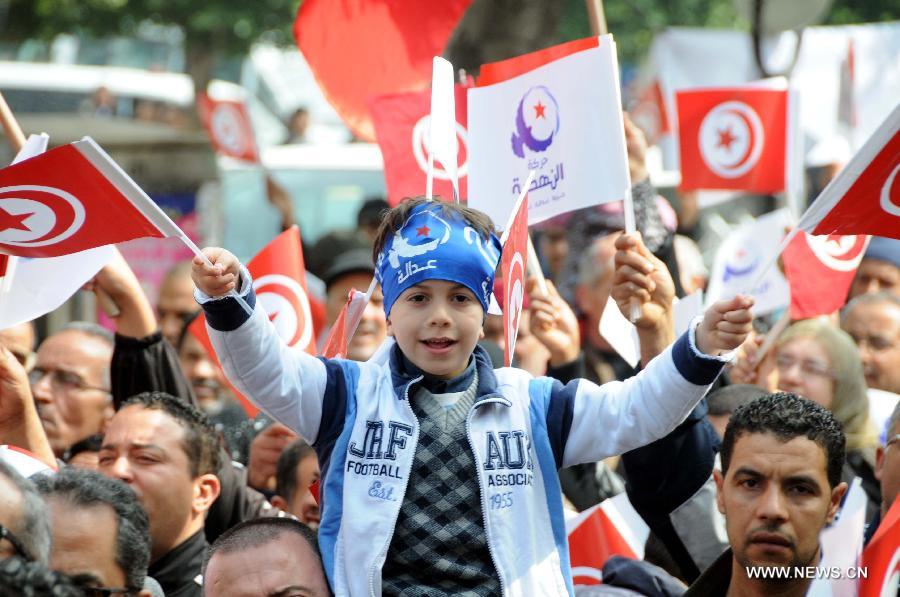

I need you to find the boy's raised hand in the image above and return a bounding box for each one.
[191,247,242,298]
[696,295,755,356]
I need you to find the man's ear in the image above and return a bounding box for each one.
[271,494,289,512]
[827,481,849,524]
[192,473,221,516]
[713,469,726,515]
[874,446,885,482]
[386,318,394,337]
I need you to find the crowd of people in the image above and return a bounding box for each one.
[0,117,898,597]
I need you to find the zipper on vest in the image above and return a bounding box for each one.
[369,375,422,597]
[465,400,507,595]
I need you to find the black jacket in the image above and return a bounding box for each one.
[148,530,206,597]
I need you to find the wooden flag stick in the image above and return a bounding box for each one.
[585,0,608,36]
[0,93,124,316]
[526,234,549,297]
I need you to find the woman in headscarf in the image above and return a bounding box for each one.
[770,320,881,516]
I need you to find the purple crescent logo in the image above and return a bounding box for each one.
[511,86,560,158]
[722,247,759,282]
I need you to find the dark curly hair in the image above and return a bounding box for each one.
[371,197,497,264]
[721,392,846,488]
[120,391,221,477]
[35,468,150,593]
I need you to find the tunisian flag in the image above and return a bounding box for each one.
[782,231,869,319]
[294,0,472,141]
[370,85,469,205]
[567,496,649,585]
[500,192,528,367]
[676,84,788,193]
[0,138,183,258]
[320,288,369,360]
[859,497,900,597]
[196,93,259,163]
[797,103,900,240]
[190,227,320,416]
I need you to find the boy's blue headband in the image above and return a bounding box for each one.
[375,203,502,316]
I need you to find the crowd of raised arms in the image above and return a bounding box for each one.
[1,117,899,597]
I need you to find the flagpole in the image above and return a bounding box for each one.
[745,226,800,297]
[585,0,608,35]
[426,152,434,200]
[0,93,123,316]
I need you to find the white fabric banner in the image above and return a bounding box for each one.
[467,36,629,228]
[705,208,792,316]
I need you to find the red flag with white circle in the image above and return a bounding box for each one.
[293,0,472,141]
[197,93,259,163]
[782,231,869,319]
[676,85,788,193]
[190,226,318,416]
[501,193,528,367]
[370,86,469,205]
[0,138,182,258]
[797,103,900,240]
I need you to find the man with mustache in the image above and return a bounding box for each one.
[684,393,848,596]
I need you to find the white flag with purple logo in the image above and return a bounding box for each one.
[467,35,630,227]
[705,208,792,316]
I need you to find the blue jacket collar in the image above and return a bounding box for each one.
[388,343,510,407]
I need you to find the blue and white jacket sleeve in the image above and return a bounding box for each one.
[544,320,730,468]
[195,269,332,445]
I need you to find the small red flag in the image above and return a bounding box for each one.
[567,499,647,586]
[798,104,900,240]
[782,231,869,319]
[370,85,469,205]
[190,227,318,416]
[0,138,182,258]
[500,195,528,367]
[293,0,472,141]
[859,496,900,597]
[676,85,788,193]
[320,289,369,360]
[196,93,259,163]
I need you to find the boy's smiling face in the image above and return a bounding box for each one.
[387,279,485,379]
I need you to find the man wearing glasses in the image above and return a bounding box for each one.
[29,322,114,459]
[0,460,51,565]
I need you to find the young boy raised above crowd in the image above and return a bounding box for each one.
[192,198,753,596]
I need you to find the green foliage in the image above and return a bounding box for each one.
[557,0,743,67]
[2,0,299,53]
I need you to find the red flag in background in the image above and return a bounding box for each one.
[782,231,869,319]
[190,227,319,416]
[797,104,900,240]
[0,138,182,258]
[196,93,259,163]
[320,289,369,360]
[293,0,472,141]
[370,85,469,205]
[676,85,788,193]
[630,80,671,145]
[567,497,649,586]
[859,497,900,597]
[500,194,528,367]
